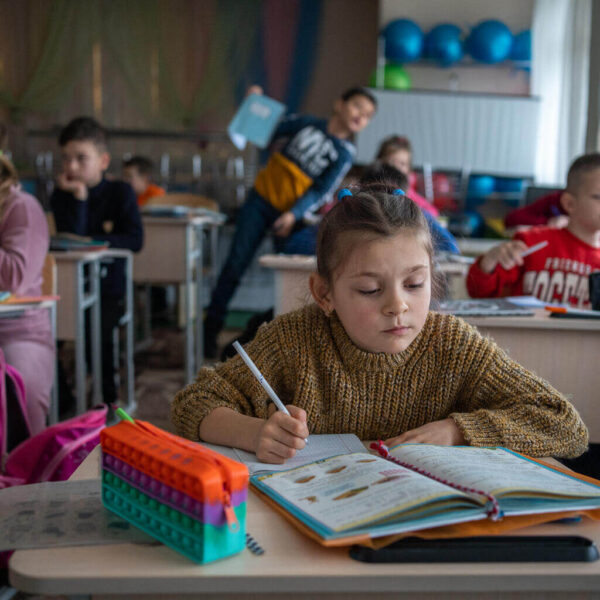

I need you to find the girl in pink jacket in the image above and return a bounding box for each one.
[0,153,54,433]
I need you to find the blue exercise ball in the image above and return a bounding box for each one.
[383,19,424,63]
[467,174,495,197]
[494,177,524,193]
[466,20,513,64]
[425,24,463,67]
[510,30,531,61]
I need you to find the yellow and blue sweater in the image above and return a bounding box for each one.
[253,115,355,220]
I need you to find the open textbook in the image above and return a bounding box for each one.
[201,434,367,475]
[251,444,600,543]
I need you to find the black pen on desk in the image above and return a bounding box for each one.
[232,341,309,443]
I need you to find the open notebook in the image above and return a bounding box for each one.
[201,434,367,475]
[250,444,600,545]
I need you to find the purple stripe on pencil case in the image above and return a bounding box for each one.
[102,452,247,527]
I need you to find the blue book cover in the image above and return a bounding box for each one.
[227,94,286,150]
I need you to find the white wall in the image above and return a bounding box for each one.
[379,0,534,95]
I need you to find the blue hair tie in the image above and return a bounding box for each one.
[337,188,353,201]
[392,188,405,196]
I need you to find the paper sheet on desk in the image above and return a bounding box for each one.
[0,479,153,551]
[202,434,368,475]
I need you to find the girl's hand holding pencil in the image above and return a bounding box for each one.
[255,404,309,464]
[233,341,309,464]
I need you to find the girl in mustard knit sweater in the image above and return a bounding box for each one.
[172,185,588,463]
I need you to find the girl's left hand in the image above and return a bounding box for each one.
[384,418,466,448]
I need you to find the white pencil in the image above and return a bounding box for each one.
[233,341,308,442]
[521,240,549,258]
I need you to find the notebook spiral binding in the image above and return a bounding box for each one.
[246,532,265,555]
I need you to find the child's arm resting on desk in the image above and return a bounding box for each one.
[91,183,143,251]
[448,324,589,458]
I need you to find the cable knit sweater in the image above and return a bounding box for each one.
[171,305,588,458]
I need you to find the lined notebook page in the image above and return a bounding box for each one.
[201,434,368,475]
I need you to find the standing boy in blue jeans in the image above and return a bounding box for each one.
[51,117,144,404]
[204,87,377,357]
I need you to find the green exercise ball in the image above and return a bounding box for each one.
[369,63,412,91]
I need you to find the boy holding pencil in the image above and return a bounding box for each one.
[467,153,600,308]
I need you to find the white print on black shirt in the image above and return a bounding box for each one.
[286,126,339,178]
[523,269,590,307]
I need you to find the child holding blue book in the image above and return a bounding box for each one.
[173,182,588,464]
[203,86,377,357]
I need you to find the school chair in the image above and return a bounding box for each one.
[41,253,57,297]
[41,253,59,425]
[524,185,562,205]
[46,211,57,236]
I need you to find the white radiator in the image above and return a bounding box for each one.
[356,88,541,177]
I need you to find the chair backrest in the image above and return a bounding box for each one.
[145,193,219,212]
[46,211,57,236]
[41,254,56,296]
[524,185,562,206]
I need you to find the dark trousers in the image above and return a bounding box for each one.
[86,294,124,404]
[206,190,280,326]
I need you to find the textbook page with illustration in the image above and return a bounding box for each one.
[251,444,600,541]
[201,434,367,475]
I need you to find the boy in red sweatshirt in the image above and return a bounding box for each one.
[467,153,600,308]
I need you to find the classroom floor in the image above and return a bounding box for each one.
[131,326,240,431]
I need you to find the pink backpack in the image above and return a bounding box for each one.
[1,405,107,487]
[0,348,31,469]
[0,347,107,488]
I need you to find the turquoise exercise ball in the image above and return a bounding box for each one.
[467,174,495,197]
[382,19,424,63]
[510,30,531,61]
[369,63,412,91]
[425,24,464,67]
[466,20,513,64]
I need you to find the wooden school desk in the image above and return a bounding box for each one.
[463,309,600,443]
[53,249,136,415]
[9,445,600,600]
[53,251,103,414]
[258,254,470,316]
[133,213,224,383]
[0,298,59,423]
